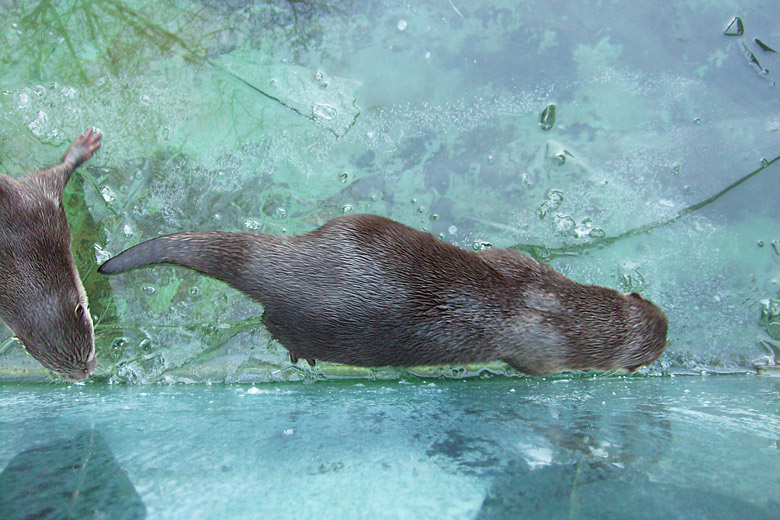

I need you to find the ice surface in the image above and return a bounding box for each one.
[1,377,778,519]
[0,0,779,382]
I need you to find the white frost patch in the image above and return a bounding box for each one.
[519,445,554,469]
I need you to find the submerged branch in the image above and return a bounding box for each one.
[22,0,88,82]
[512,153,780,261]
[209,61,360,139]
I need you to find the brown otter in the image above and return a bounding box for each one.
[0,128,101,381]
[98,214,667,375]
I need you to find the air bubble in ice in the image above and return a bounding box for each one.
[754,38,777,53]
[619,262,646,292]
[553,214,576,236]
[724,16,743,36]
[471,241,493,251]
[93,244,111,263]
[100,185,117,203]
[575,217,595,238]
[589,227,606,238]
[244,219,262,230]
[759,297,780,339]
[27,111,48,137]
[16,89,30,108]
[339,172,349,183]
[313,103,337,121]
[397,19,408,31]
[539,103,556,130]
[538,189,564,218]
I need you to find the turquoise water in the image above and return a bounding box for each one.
[1,1,780,518]
[1,376,779,518]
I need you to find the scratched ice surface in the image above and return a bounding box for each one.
[1,377,779,519]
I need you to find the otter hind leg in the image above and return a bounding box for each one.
[262,310,315,367]
[504,357,547,377]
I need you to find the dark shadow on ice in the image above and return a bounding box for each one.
[476,460,780,520]
[0,430,146,520]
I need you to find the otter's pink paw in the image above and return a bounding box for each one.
[61,127,102,166]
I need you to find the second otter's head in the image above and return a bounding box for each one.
[0,182,96,381]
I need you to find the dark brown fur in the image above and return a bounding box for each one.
[0,128,101,381]
[99,214,668,375]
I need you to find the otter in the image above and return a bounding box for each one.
[99,214,667,375]
[0,128,101,381]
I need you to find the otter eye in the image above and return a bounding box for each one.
[75,303,85,318]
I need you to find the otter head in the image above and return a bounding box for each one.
[620,292,668,372]
[562,287,668,375]
[0,181,96,381]
[3,286,96,382]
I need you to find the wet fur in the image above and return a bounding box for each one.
[99,215,668,375]
[0,129,101,380]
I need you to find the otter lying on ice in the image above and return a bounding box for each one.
[99,214,667,375]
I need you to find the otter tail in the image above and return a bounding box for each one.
[98,232,253,283]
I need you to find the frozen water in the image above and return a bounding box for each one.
[1,0,778,382]
[1,377,778,519]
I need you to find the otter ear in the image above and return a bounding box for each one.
[629,292,643,300]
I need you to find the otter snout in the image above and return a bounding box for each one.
[58,352,96,382]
